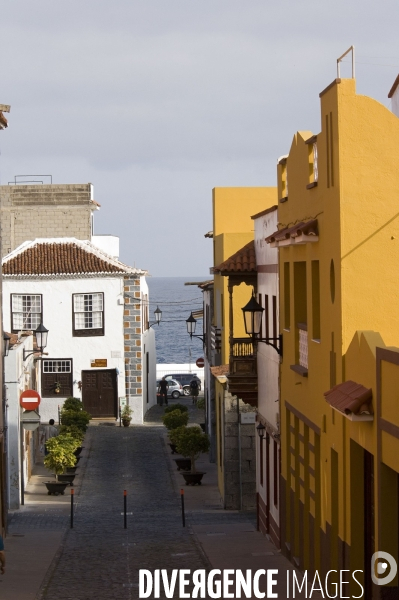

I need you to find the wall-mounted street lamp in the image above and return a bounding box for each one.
[23,323,49,362]
[148,306,162,329]
[256,422,266,439]
[3,332,11,357]
[242,294,283,356]
[186,312,204,343]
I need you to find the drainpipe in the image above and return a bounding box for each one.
[237,395,242,511]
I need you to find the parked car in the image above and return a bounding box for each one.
[156,379,183,399]
[164,374,202,396]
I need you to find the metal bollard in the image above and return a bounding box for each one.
[124,490,127,529]
[70,488,74,529]
[180,489,185,527]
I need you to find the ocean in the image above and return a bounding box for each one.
[147,277,207,364]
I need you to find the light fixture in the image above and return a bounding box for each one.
[23,323,49,362]
[186,312,204,343]
[149,306,162,329]
[3,332,11,357]
[242,294,283,356]
[256,422,266,439]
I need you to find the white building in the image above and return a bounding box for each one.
[252,205,281,546]
[2,238,157,425]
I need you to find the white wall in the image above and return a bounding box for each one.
[91,235,120,259]
[3,276,126,423]
[254,208,280,530]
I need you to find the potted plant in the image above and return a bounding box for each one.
[162,409,189,431]
[58,423,85,469]
[164,403,188,414]
[169,426,191,468]
[61,408,91,432]
[121,405,133,427]
[43,434,79,495]
[54,381,62,394]
[176,426,210,485]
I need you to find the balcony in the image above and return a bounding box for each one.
[290,323,308,377]
[228,337,258,406]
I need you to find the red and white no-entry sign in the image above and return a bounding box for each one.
[20,389,41,410]
[196,357,205,368]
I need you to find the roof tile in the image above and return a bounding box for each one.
[211,240,256,274]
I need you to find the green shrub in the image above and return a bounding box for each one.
[196,398,205,410]
[168,425,187,446]
[121,405,133,420]
[175,427,210,472]
[44,434,78,478]
[162,409,189,430]
[164,403,188,414]
[61,409,91,432]
[58,424,85,442]
[62,397,84,412]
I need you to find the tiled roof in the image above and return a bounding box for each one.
[2,238,146,277]
[324,380,373,415]
[0,112,8,130]
[210,365,229,377]
[266,219,318,244]
[251,205,278,220]
[388,74,399,98]
[211,241,256,274]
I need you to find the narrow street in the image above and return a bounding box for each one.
[37,421,210,598]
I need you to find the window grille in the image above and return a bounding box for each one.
[11,294,42,331]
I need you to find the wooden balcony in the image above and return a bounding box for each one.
[227,337,258,407]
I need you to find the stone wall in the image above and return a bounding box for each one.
[0,184,94,256]
[123,276,143,405]
[223,391,257,510]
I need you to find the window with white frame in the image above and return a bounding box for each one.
[73,292,104,336]
[11,294,42,332]
[43,359,72,373]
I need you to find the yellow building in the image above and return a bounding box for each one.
[210,187,276,509]
[269,76,399,598]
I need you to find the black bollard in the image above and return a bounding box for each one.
[70,488,74,529]
[124,490,127,529]
[180,489,185,527]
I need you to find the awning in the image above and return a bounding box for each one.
[324,380,373,417]
[266,219,319,247]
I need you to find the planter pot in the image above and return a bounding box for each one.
[168,443,177,454]
[74,447,84,456]
[43,481,68,496]
[74,455,81,463]
[122,419,131,427]
[57,473,76,485]
[66,466,78,474]
[173,458,191,471]
[181,472,206,486]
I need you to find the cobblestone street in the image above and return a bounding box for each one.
[37,423,208,598]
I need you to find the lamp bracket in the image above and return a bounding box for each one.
[253,334,283,357]
[189,333,205,343]
[23,349,44,362]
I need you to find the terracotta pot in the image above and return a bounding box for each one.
[181,472,206,486]
[122,419,131,427]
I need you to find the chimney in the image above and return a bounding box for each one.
[388,75,399,117]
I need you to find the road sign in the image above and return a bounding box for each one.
[20,389,41,410]
[196,357,205,368]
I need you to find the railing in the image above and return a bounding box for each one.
[231,338,254,358]
[298,325,308,369]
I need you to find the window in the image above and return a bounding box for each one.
[42,359,73,397]
[11,294,42,332]
[306,135,318,188]
[73,292,104,336]
[311,260,321,340]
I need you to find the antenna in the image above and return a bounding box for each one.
[337,46,355,79]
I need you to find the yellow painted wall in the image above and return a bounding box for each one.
[212,187,276,499]
[278,78,399,578]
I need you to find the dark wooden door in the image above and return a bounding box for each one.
[82,370,117,418]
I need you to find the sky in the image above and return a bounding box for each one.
[1,1,398,276]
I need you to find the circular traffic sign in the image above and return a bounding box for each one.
[196,357,205,368]
[20,389,41,410]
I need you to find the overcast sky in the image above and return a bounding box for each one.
[1,1,398,276]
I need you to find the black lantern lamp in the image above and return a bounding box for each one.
[256,422,266,439]
[242,293,283,356]
[23,323,49,362]
[149,306,162,329]
[3,332,11,357]
[186,312,204,343]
